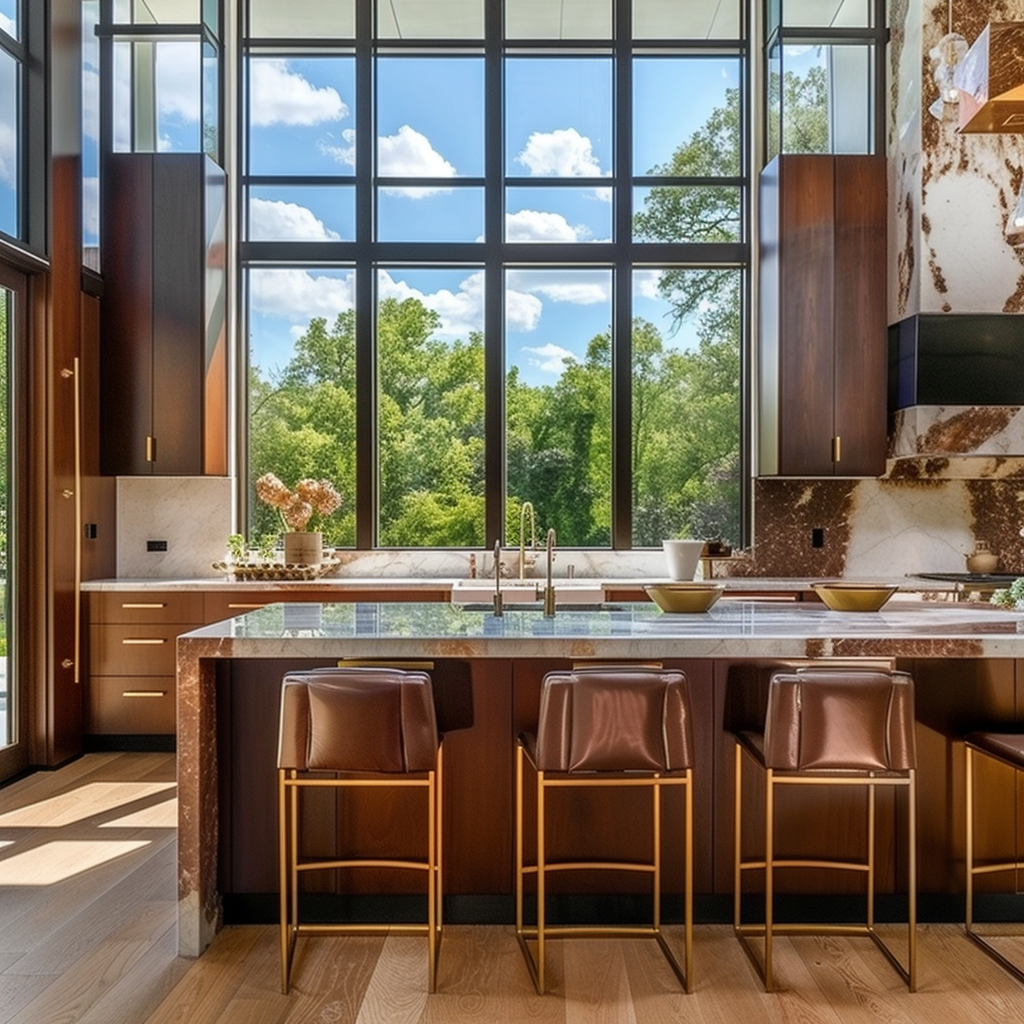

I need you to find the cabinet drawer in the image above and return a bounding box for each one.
[89,623,187,676]
[87,676,175,735]
[92,590,205,624]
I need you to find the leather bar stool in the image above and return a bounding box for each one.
[277,667,442,993]
[965,731,1024,983]
[732,665,917,991]
[515,665,695,994]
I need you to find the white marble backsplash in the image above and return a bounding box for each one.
[117,477,232,578]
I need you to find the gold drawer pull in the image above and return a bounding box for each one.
[228,603,266,609]
[121,638,168,645]
[122,602,168,609]
[122,690,168,698]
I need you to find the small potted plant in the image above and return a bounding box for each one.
[256,473,342,565]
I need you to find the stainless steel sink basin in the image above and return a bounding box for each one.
[450,580,605,604]
[457,602,627,613]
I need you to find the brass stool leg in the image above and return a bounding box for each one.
[734,742,743,936]
[765,767,775,992]
[908,770,917,992]
[537,768,547,994]
[278,769,290,994]
[966,748,975,936]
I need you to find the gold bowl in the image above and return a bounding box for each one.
[811,582,899,612]
[644,583,725,613]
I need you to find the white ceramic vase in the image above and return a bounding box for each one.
[283,531,323,566]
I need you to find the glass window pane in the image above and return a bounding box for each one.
[378,188,483,243]
[0,50,18,238]
[631,269,741,548]
[506,58,612,178]
[82,1,100,266]
[377,268,486,548]
[248,186,355,241]
[505,0,611,40]
[247,56,355,175]
[633,0,740,39]
[202,0,220,37]
[0,0,18,41]
[247,267,357,549]
[202,41,219,160]
[783,0,873,28]
[505,269,612,548]
[505,187,612,243]
[250,0,354,38]
[634,58,741,176]
[633,186,741,243]
[377,58,483,179]
[112,40,202,152]
[377,0,483,40]
[120,0,200,24]
[777,44,871,154]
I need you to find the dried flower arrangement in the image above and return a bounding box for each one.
[255,473,342,532]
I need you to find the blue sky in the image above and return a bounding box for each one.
[0,0,17,239]
[79,43,742,388]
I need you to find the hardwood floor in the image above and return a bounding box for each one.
[2,752,1024,1023]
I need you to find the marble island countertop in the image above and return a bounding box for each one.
[177,597,1024,660]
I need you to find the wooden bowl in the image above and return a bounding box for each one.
[644,583,725,613]
[811,582,899,612]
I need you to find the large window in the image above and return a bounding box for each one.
[242,0,747,550]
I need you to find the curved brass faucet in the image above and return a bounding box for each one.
[519,501,537,579]
[493,538,503,617]
[543,527,557,617]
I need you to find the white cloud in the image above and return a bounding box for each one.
[250,269,355,322]
[0,122,14,188]
[0,14,14,36]
[156,42,201,122]
[505,209,589,243]
[522,343,575,375]
[250,198,341,241]
[378,125,456,197]
[507,270,611,306]
[516,127,608,178]
[83,176,99,240]
[82,66,99,143]
[250,59,348,127]
[319,128,357,168]
[635,269,664,300]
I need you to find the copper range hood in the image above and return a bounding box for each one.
[955,22,1024,133]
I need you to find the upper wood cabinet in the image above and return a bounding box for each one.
[100,153,227,476]
[758,154,887,477]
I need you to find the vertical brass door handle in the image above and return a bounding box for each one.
[832,435,841,463]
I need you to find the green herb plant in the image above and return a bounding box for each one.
[990,577,1024,608]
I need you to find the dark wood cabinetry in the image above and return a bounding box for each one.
[758,154,887,477]
[100,153,227,476]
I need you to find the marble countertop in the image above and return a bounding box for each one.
[176,598,1024,660]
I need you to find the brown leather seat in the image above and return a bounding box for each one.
[964,730,1024,983]
[516,666,695,994]
[277,667,442,993]
[732,665,917,991]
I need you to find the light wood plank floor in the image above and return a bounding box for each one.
[2,752,1024,1023]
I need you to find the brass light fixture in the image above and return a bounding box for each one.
[928,0,967,121]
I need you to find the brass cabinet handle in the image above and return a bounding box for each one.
[122,690,168,698]
[122,602,168,609]
[227,603,265,609]
[146,435,156,462]
[832,435,842,463]
[61,658,74,669]
[121,638,168,645]
[61,489,74,499]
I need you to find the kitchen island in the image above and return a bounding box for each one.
[176,598,1024,956]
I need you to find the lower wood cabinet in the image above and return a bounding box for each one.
[85,585,450,738]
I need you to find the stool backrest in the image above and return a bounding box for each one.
[278,667,438,773]
[763,668,915,771]
[535,667,693,772]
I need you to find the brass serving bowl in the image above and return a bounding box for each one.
[811,582,899,612]
[645,582,725,613]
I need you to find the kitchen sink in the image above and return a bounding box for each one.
[450,580,605,604]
